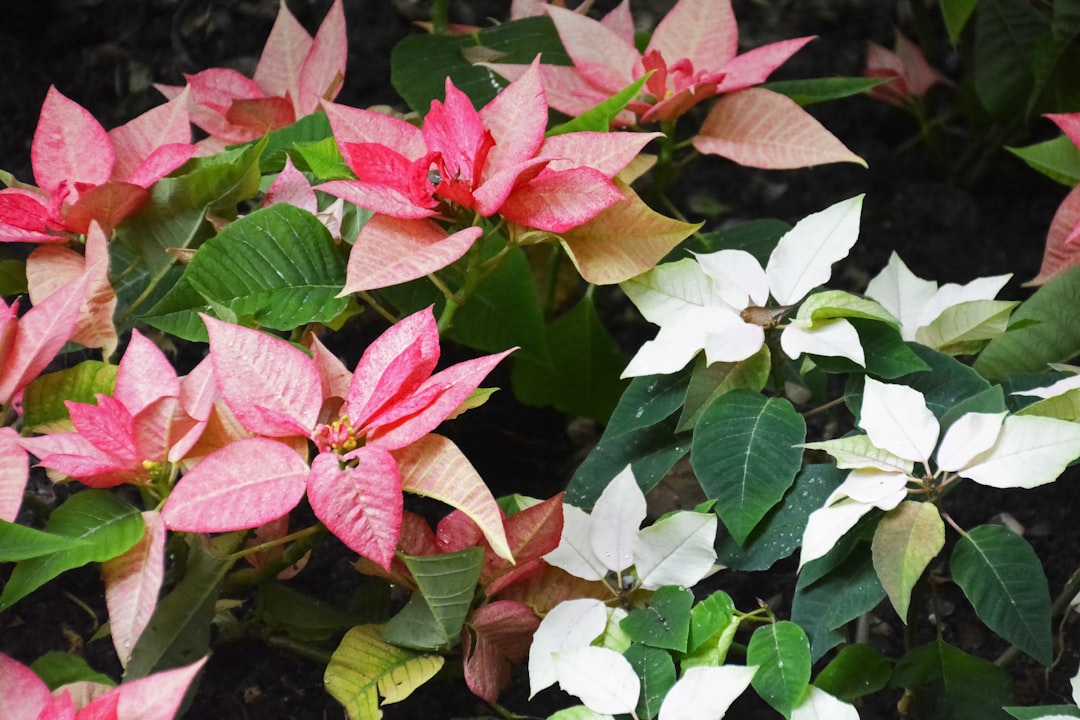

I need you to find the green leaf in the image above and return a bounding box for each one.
[260,582,366,643]
[916,300,1019,354]
[295,136,354,181]
[624,642,676,720]
[940,0,981,42]
[688,590,736,654]
[126,532,241,678]
[382,548,484,650]
[747,621,812,717]
[677,346,771,433]
[892,640,1013,719]
[390,17,570,113]
[0,520,91,561]
[255,111,333,173]
[0,491,144,610]
[691,390,806,544]
[140,273,213,342]
[898,344,994,418]
[1007,135,1080,187]
[326,624,444,717]
[21,361,117,432]
[620,585,693,652]
[443,240,549,363]
[0,258,27,295]
[566,368,692,508]
[975,265,1080,380]
[1016,386,1080,420]
[185,204,347,332]
[973,0,1048,118]
[811,319,930,379]
[1004,705,1080,719]
[814,644,892,701]
[31,651,116,689]
[872,501,945,622]
[511,293,627,423]
[547,75,651,135]
[762,77,892,105]
[715,464,843,571]
[951,525,1052,665]
[794,290,897,326]
[792,544,885,660]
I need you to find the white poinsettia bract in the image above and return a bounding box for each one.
[620,195,866,377]
[800,377,1080,566]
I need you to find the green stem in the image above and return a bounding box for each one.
[264,634,335,665]
[431,0,450,34]
[357,291,399,324]
[228,523,325,561]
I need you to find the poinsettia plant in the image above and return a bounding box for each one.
[2,0,1080,719]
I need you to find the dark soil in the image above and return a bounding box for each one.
[2,1,1078,719]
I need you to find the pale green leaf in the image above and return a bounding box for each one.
[801,435,914,473]
[872,501,945,622]
[915,300,1018,354]
[21,361,118,433]
[1016,387,1080,420]
[793,290,896,326]
[325,624,444,718]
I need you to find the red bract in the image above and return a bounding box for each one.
[0,87,195,242]
[319,61,653,292]
[0,651,205,720]
[157,0,346,146]
[21,330,210,488]
[161,307,513,570]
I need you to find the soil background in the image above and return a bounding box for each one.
[1,1,1078,719]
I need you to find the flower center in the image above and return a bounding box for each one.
[313,415,364,455]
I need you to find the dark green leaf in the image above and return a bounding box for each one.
[382,548,484,650]
[0,491,143,610]
[1004,705,1080,719]
[814,644,892,701]
[511,293,627,423]
[691,390,805,544]
[973,0,1048,118]
[184,204,347,331]
[624,643,676,720]
[127,533,241,678]
[892,640,1013,719]
[951,525,1052,665]
[763,77,891,105]
[620,585,693,652]
[260,582,364,642]
[391,17,570,113]
[940,0,981,42]
[672,219,790,266]
[715,464,843,571]
[688,590,736,654]
[677,346,771,433]
[747,621,813,717]
[140,274,213,342]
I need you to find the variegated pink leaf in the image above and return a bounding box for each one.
[600,1,633,45]
[131,396,198,463]
[305,332,351,415]
[547,5,637,93]
[20,431,141,488]
[346,307,441,426]
[480,60,547,174]
[340,216,482,294]
[1048,112,1080,149]
[26,223,118,357]
[67,395,139,462]
[712,37,815,93]
[370,349,514,450]
[0,428,29,522]
[109,88,194,183]
[31,86,113,194]
[162,437,309,532]
[203,315,321,437]
[692,88,866,169]
[254,0,313,106]
[499,166,622,233]
[262,156,317,213]
[102,511,165,668]
[322,100,426,159]
[395,434,511,561]
[308,446,403,569]
[540,131,660,177]
[81,656,207,720]
[114,329,180,415]
[1030,184,1080,285]
[176,68,266,143]
[648,0,738,72]
[0,189,66,242]
[0,651,55,720]
[298,0,347,113]
[0,271,89,404]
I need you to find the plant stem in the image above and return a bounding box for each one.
[430,0,450,34]
[265,634,334,665]
[357,291,398,324]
